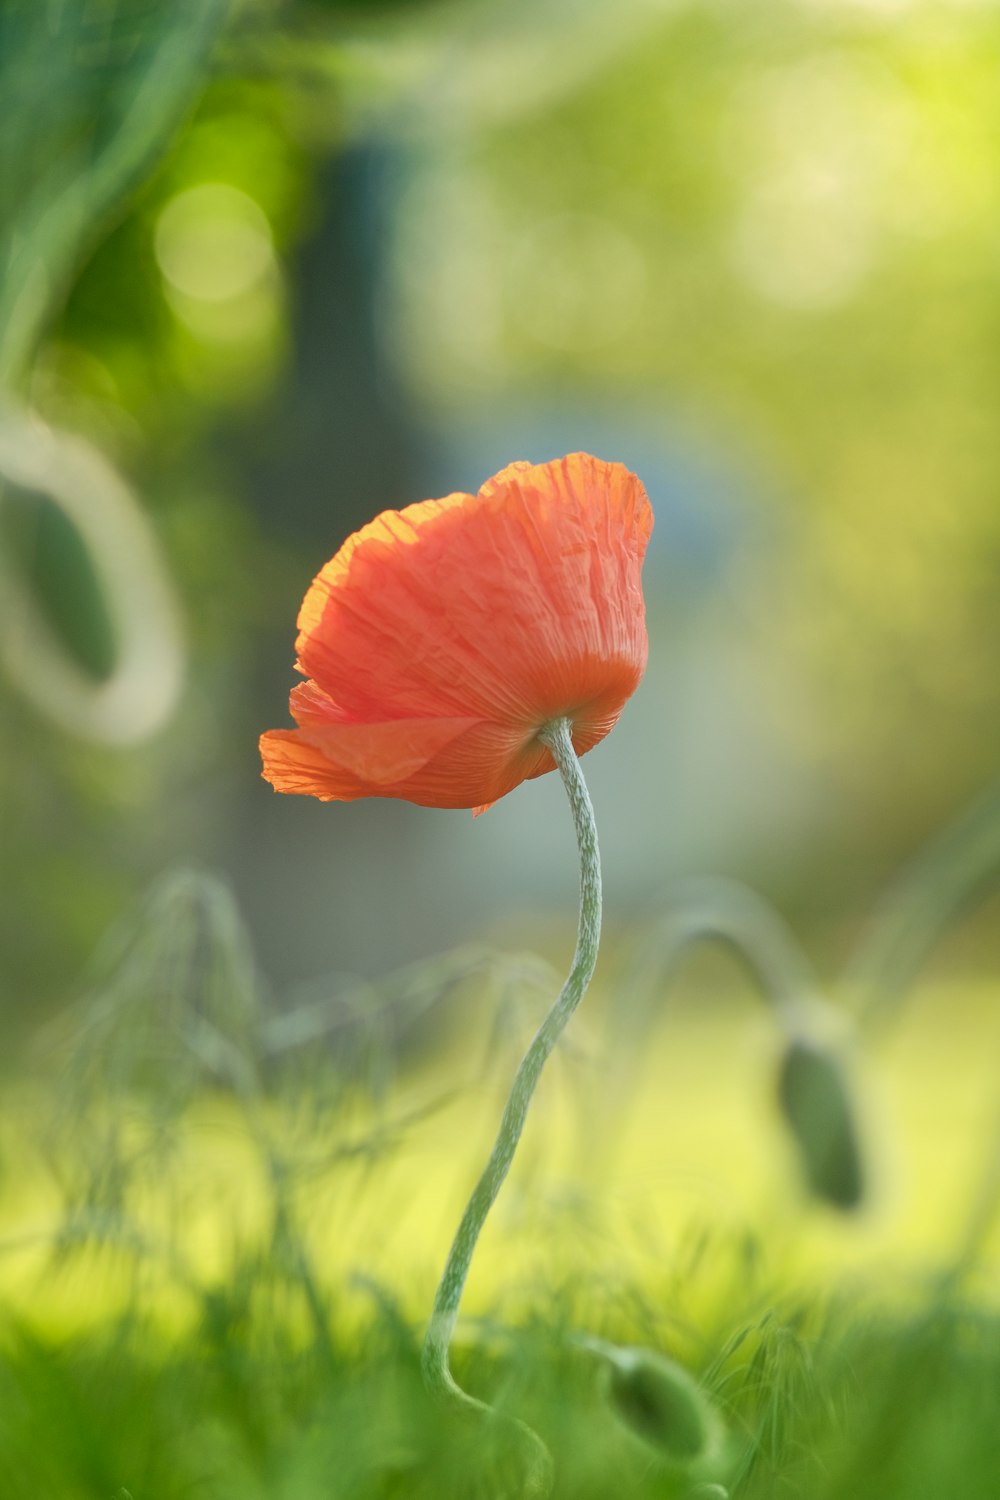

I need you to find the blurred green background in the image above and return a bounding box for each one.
[1,6,1000,1495]
[4,0,1000,1021]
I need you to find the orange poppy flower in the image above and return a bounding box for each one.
[259,452,652,812]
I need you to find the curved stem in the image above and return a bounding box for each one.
[421,716,602,1493]
[595,878,830,1150]
[624,876,824,1035]
[844,775,1000,1034]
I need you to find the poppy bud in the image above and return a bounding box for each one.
[601,1347,727,1477]
[777,1037,865,1210]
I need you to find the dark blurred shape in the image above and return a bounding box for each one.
[777,1038,864,1212]
[238,143,423,551]
[0,482,118,682]
[0,408,184,744]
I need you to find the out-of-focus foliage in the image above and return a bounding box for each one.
[43,72,312,432]
[1,861,998,1497]
[2,7,999,1494]
[2,1277,997,1499]
[2,0,1000,1014]
[383,1,1000,837]
[0,2,318,1012]
[0,0,229,384]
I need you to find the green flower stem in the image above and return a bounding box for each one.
[421,716,602,1490]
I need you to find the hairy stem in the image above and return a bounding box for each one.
[420,716,602,1495]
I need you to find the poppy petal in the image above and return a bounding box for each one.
[259,729,371,801]
[262,717,547,810]
[296,714,486,789]
[386,720,548,809]
[294,455,651,735]
[262,454,652,809]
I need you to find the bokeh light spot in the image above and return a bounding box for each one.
[155,183,275,304]
[725,56,916,308]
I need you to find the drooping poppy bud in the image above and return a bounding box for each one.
[777,1036,865,1210]
[601,1346,728,1479]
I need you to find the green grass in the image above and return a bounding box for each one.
[1,870,998,1499]
[1,1258,998,1499]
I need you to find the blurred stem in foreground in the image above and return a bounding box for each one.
[846,776,1000,1034]
[420,716,602,1499]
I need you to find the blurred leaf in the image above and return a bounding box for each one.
[0,481,118,681]
[0,0,230,382]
